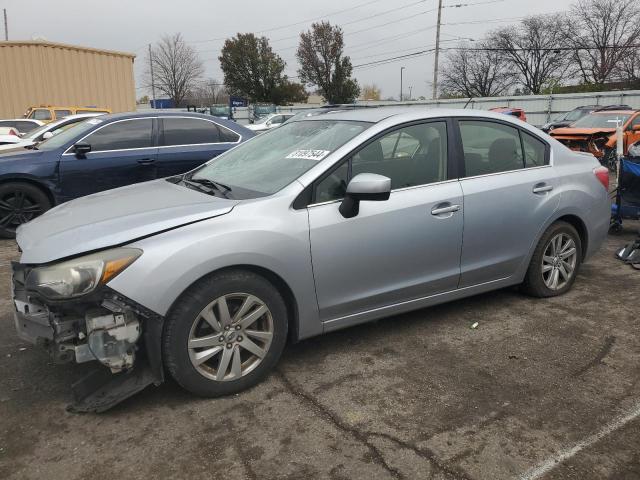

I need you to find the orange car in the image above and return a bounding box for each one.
[489,107,527,122]
[550,109,640,169]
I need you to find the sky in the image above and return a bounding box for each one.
[3,0,575,100]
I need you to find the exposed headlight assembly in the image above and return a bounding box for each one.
[26,248,142,300]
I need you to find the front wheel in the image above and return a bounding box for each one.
[163,270,288,397]
[522,221,582,297]
[0,182,52,239]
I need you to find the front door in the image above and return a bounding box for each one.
[455,119,561,287]
[58,118,158,200]
[308,121,464,321]
[156,117,241,178]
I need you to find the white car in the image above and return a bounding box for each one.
[0,113,104,153]
[246,113,295,133]
[0,119,44,135]
[0,127,21,145]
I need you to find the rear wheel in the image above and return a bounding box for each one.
[163,270,288,397]
[522,221,582,297]
[0,182,51,239]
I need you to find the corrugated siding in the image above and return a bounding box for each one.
[0,42,135,118]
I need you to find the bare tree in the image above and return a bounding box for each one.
[490,15,570,94]
[618,48,640,83]
[440,41,515,98]
[567,0,640,85]
[144,33,204,106]
[195,78,229,105]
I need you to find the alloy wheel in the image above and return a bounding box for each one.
[0,190,44,231]
[541,233,577,290]
[188,293,274,381]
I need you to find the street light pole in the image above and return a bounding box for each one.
[400,66,405,102]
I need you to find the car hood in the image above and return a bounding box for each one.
[550,127,616,137]
[17,179,239,264]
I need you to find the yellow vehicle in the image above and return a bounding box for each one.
[24,105,111,123]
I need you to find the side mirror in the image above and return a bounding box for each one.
[339,173,391,218]
[42,131,54,140]
[73,142,92,157]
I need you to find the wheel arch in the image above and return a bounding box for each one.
[554,214,589,260]
[165,264,301,344]
[0,176,56,207]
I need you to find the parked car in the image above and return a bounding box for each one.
[0,127,20,145]
[489,107,527,122]
[550,108,640,170]
[540,105,599,133]
[10,107,610,411]
[540,105,632,133]
[0,119,44,134]
[0,113,104,152]
[0,112,253,237]
[24,105,111,123]
[245,113,295,132]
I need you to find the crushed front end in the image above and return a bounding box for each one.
[11,251,164,412]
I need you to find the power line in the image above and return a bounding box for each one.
[186,0,388,44]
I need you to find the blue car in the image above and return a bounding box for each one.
[0,112,253,237]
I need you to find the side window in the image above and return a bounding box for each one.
[459,121,524,177]
[314,161,349,203]
[54,110,72,119]
[628,115,640,130]
[84,119,153,152]
[32,109,52,121]
[218,125,240,143]
[352,122,448,190]
[162,117,220,146]
[521,131,547,167]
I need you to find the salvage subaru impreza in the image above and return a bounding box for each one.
[11,107,610,412]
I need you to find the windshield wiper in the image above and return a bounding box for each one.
[186,175,232,193]
[181,175,232,198]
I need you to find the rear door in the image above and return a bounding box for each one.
[156,116,241,177]
[58,118,158,199]
[455,118,560,287]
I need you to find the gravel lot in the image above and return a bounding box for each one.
[1,225,639,480]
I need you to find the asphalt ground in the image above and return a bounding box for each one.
[1,223,639,480]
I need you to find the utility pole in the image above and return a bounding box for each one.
[400,66,405,102]
[3,9,8,41]
[432,0,443,99]
[148,43,156,108]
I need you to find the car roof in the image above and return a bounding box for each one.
[96,110,253,134]
[290,106,530,124]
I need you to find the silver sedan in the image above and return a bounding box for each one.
[12,107,610,411]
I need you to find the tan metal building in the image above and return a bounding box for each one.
[0,40,136,118]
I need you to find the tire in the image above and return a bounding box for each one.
[0,182,52,239]
[521,221,582,298]
[163,269,288,397]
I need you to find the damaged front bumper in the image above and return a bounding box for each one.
[11,261,164,412]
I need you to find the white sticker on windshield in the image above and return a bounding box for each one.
[286,149,331,161]
[86,118,103,125]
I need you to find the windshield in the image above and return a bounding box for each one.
[36,119,101,151]
[189,120,370,197]
[564,109,587,122]
[571,113,631,128]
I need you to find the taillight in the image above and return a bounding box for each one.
[593,166,609,191]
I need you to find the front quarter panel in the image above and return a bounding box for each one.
[106,195,321,340]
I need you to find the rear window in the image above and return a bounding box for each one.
[31,109,52,121]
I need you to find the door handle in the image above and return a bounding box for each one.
[532,184,553,194]
[137,158,155,165]
[431,204,461,216]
